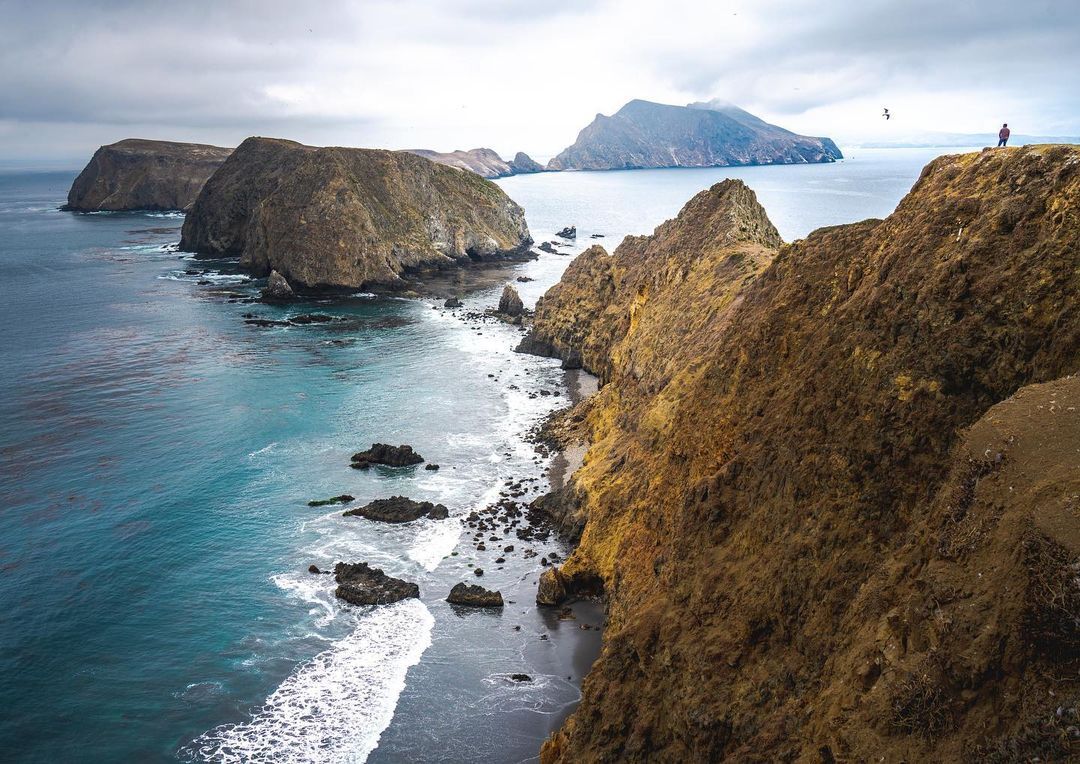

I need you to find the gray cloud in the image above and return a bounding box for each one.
[0,0,1076,159]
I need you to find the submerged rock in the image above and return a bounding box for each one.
[446,582,504,607]
[343,496,449,523]
[62,138,232,212]
[498,285,525,317]
[334,562,419,606]
[261,270,295,301]
[307,494,354,507]
[350,443,424,469]
[509,673,533,682]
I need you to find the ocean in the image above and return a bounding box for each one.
[0,146,970,762]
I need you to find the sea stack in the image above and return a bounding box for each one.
[532,145,1080,762]
[179,137,532,290]
[62,139,232,212]
[546,99,842,171]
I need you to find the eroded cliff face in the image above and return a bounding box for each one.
[530,145,1080,761]
[63,138,232,212]
[180,137,532,289]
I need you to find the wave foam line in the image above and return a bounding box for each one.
[183,599,434,763]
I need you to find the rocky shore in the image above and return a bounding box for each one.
[522,145,1080,762]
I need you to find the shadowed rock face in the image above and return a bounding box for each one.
[529,145,1080,762]
[62,138,232,212]
[446,583,504,607]
[179,137,532,289]
[547,99,842,171]
[404,147,544,178]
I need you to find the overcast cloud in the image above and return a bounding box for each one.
[1,0,1077,160]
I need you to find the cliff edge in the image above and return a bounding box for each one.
[180,137,532,290]
[63,138,232,212]
[528,145,1080,761]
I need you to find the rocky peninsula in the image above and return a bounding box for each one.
[546,99,842,170]
[525,145,1080,761]
[63,138,232,212]
[179,137,533,290]
[404,147,544,178]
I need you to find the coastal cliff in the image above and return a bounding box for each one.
[63,139,232,212]
[527,145,1080,761]
[547,99,842,171]
[404,147,543,178]
[180,137,532,290]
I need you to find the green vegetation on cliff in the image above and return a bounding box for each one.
[527,145,1080,761]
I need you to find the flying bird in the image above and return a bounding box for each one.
[882,108,891,120]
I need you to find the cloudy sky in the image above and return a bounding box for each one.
[1,0,1077,160]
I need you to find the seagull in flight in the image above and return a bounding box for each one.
[882,107,891,120]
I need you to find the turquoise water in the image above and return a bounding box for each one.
[0,147,965,762]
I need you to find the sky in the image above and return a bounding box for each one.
[1,0,1077,161]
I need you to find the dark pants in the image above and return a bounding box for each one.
[998,138,1008,147]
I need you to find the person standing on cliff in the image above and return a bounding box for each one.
[998,123,1011,147]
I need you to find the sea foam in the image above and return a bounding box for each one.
[183,599,434,764]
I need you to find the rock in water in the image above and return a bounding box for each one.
[62,139,232,212]
[334,562,420,606]
[536,567,569,606]
[444,297,463,308]
[343,496,449,523]
[180,137,532,289]
[350,443,424,469]
[537,242,559,254]
[546,99,842,171]
[508,152,544,174]
[261,270,295,301]
[446,582,504,607]
[555,226,577,240]
[498,285,525,316]
[307,494,354,507]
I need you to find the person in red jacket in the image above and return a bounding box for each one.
[998,123,1011,147]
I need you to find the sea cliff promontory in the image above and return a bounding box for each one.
[547,99,842,171]
[63,138,232,212]
[404,147,544,178]
[180,137,532,290]
[525,145,1080,761]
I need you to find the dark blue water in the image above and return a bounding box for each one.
[0,147,964,762]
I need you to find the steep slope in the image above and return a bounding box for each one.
[404,147,543,178]
[526,145,1080,761]
[62,138,232,212]
[180,137,532,290]
[547,99,842,171]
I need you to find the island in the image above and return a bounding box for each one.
[62,138,232,212]
[404,147,544,178]
[546,98,842,171]
[179,137,533,291]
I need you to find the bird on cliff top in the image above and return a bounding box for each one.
[882,107,891,120]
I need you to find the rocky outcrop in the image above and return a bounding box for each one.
[555,226,576,239]
[179,137,532,290]
[350,443,424,469]
[343,496,449,523]
[261,270,294,301]
[547,99,842,171]
[508,152,544,174]
[307,494,354,507]
[497,285,525,316]
[404,147,543,178]
[63,138,232,212]
[446,583,504,607]
[534,145,1080,762]
[333,562,419,606]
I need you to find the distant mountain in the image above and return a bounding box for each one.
[404,147,543,178]
[547,99,842,171]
